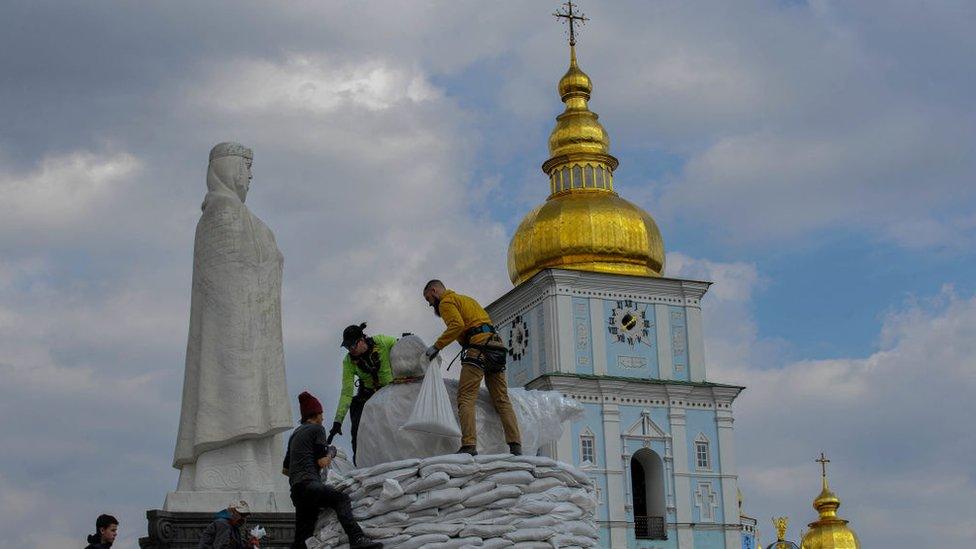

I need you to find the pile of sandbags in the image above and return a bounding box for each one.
[306,454,599,549]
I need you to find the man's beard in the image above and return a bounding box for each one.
[430,298,441,317]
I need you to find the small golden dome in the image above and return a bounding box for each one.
[800,474,860,549]
[548,46,611,159]
[507,43,665,285]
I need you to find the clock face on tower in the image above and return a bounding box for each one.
[508,314,529,361]
[607,300,652,347]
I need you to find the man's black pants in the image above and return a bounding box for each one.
[348,387,375,465]
[290,480,362,549]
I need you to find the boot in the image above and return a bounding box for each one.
[457,445,478,456]
[508,442,522,456]
[348,532,383,549]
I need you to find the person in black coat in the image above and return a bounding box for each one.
[84,514,118,548]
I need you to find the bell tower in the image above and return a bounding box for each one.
[485,3,747,547]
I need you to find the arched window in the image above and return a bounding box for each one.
[631,448,667,540]
[694,433,711,471]
[579,427,596,466]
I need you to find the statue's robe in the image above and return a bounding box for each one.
[172,179,292,492]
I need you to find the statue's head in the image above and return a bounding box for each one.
[207,142,253,202]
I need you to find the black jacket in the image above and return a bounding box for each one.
[84,533,112,549]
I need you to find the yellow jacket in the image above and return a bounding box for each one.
[434,289,493,349]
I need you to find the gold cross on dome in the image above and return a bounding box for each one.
[554,1,589,46]
[816,451,831,478]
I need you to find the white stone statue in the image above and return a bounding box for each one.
[165,142,293,512]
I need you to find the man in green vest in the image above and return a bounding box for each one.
[329,323,395,464]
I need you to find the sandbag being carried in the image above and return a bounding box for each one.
[401,353,462,438]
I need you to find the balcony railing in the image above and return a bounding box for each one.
[635,515,666,540]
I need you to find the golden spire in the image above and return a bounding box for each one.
[774,517,789,541]
[506,3,665,285]
[800,453,860,549]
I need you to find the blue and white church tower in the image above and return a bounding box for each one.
[485,9,749,548]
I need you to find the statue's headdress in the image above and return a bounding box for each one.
[209,142,253,162]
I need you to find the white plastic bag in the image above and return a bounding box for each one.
[401,358,462,438]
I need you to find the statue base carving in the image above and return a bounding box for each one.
[163,490,294,513]
[139,509,295,548]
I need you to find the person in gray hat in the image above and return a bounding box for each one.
[197,501,254,548]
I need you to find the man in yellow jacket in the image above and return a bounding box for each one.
[423,279,521,455]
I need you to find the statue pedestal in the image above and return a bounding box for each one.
[139,509,295,548]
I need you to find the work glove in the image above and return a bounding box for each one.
[425,345,439,360]
[327,421,342,444]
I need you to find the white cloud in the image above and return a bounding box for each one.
[200,54,440,115]
[0,151,141,242]
[672,255,976,546]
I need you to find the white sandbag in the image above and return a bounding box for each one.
[420,453,476,467]
[401,355,462,437]
[549,502,585,520]
[380,478,404,499]
[360,493,416,518]
[480,539,516,549]
[461,524,516,538]
[483,470,535,486]
[440,505,487,522]
[463,485,523,507]
[360,466,419,489]
[510,498,558,515]
[421,462,481,477]
[403,522,465,536]
[374,534,412,547]
[520,477,563,494]
[504,528,555,542]
[563,521,599,538]
[512,515,560,529]
[360,511,409,527]
[396,533,451,549]
[361,526,403,539]
[458,480,497,501]
[429,538,485,549]
[515,456,557,468]
[404,487,462,512]
[530,468,580,486]
[511,542,553,549]
[402,471,450,493]
[352,496,376,511]
[390,335,429,377]
[457,509,511,524]
[550,534,597,548]
[445,476,468,488]
[478,460,534,473]
[353,458,421,479]
[487,497,520,510]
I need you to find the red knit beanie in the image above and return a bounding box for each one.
[298,391,323,421]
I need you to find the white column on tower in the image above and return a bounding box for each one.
[655,303,673,380]
[601,399,628,548]
[669,404,694,548]
[716,408,740,548]
[687,306,706,382]
[589,297,607,375]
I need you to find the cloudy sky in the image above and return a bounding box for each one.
[1,1,974,547]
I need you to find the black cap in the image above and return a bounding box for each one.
[341,323,366,348]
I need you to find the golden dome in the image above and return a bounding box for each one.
[800,473,860,549]
[507,44,665,285]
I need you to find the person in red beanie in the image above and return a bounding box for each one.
[282,392,381,549]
